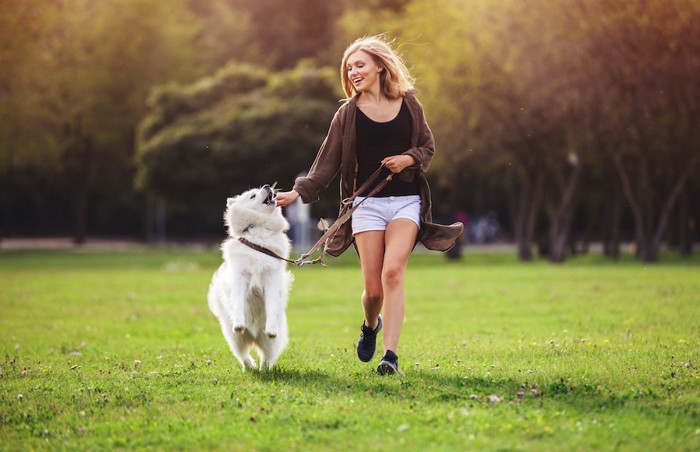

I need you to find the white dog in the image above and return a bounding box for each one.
[207,184,293,371]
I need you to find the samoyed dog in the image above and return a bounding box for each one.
[207,185,293,371]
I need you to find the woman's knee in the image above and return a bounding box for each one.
[382,264,405,289]
[363,286,383,305]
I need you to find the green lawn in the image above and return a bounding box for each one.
[1,249,698,450]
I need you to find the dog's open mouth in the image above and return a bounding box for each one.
[262,184,275,206]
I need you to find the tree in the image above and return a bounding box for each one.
[338,0,700,261]
[580,0,700,261]
[135,61,341,238]
[381,0,590,262]
[0,0,59,235]
[0,0,253,241]
[232,0,344,69]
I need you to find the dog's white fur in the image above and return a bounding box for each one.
[207,185,293,371]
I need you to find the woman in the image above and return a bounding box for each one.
[276,36,463,375]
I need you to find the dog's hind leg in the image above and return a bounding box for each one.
[219,318,256,370]
[226,264,249,333]
[257,323,288,371]
[262,271,289,338]
[231,337,256,371]
[231,340,255,370]
[258,347,275,371]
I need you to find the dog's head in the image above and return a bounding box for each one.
[224,185,289,237]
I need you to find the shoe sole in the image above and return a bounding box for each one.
[377,360,400,376]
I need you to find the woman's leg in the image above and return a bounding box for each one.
[381,219,419,354]
[354,230,385,329]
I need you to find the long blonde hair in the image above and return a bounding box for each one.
[340,35,415,99]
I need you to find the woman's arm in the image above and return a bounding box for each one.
[382,154,416,173]
[399,94,435,182]
[289,107,346,203]
[404,96,435,171]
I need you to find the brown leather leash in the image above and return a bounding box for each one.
[237,236,299,265]
[237,164,392,267]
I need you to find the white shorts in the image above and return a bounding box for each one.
[351,195,421,235]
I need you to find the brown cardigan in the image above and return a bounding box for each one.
[293,91,464,256]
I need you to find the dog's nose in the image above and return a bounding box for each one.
[262,184,271,190]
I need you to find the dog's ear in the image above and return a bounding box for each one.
[226,197,236,208]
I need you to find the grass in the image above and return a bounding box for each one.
[0,248,698,450]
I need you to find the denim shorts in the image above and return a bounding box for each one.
[351,195,421,235]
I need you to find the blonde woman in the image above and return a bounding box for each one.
[276,36,462,375]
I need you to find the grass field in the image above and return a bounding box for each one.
[0,248,698,450]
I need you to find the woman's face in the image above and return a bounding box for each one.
[346,50,383,94]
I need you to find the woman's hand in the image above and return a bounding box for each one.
[382,154,416,173]
[275,190,300,207]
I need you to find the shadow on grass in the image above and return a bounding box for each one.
[249,365,529,397]
[244,365,687,416]
[249,366,340,385]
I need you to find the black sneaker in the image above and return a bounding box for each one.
[356,315,382,362]
[377,350,402,376]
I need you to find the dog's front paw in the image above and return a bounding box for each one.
[233,324,246,334]
[264,329,278,339]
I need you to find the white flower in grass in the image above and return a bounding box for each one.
[488,394,502,403]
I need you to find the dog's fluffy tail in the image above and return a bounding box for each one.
[207,264,225,318]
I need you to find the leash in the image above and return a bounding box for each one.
[293,164,392,266]
[237,164,393,267]
[237,237,299,265]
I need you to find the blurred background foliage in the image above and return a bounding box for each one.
[0,0,698,262]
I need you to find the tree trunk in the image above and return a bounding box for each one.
[68,131,93,245]
[678,187,692,256]
[513,171,543,261]
[142,194,155,243]
[548,155,582,263]
[73,190,88,245]
[513,191,531,260]
[614,156,651,260]
[603,185,623,259]
[651,155,699,258]
[1,165,10,238]
[615,154,700,262]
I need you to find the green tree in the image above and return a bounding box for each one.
[0,0,253,241]
[338,0,700,261]
[580,0,700,261]
[0,0,58,235]
[232,0,344,69]
[135,61,341,238]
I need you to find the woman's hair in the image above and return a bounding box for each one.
[340,35,415,99]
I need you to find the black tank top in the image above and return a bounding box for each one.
[355,99,420,197]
